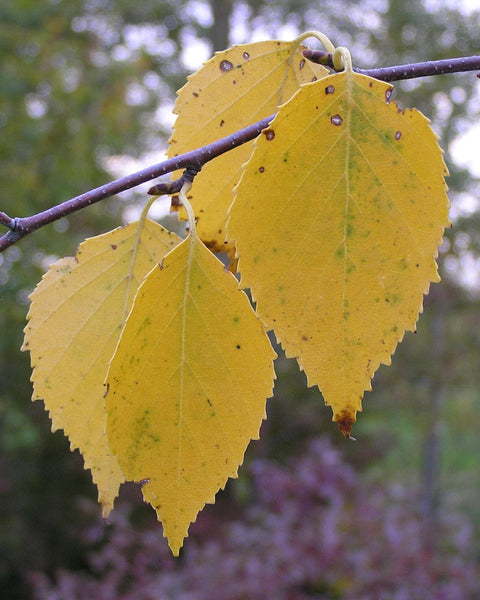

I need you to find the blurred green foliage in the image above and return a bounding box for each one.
[1,0,480,598]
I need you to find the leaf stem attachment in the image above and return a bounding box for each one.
[292,32,353,74]
[293,31,336,56]
[120,193,160,323]
[147,165,202,196]
[332,47,353,72]
[178,182,196,238]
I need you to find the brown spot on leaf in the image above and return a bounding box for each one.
[330,114,343,126]
[259,166,265,173]
[385,88,393,103]
[325,85,335,95]
[395,130,402,141]
[110,244,117,250]
[220,59,233,72]
[192,92,199,97]
[264,129,275,141]
[220,119,225,127]
[299,58,305,69]
[336,413,356,438]
[243,51,250,59]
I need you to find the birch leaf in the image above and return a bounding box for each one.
[167,40,328,255]
[105,233,276,556]
[22,220,181,514]
[228,71,450,436]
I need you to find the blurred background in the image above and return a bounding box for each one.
[1,0,480,598]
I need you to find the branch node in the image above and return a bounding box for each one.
[147,165,201,196]
[147,180,182,196]
[182,165,201,183]
[303,49,335,69]
[0,211,17,230]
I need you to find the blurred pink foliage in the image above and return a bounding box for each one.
[31,437,480,600]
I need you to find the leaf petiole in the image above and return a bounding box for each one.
[293,31,336,55]
[178,182,196,238]
[333,47,353,72]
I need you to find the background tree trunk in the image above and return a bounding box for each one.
[209,0,234,51]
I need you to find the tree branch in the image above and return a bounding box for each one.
[0,116,272,252]
[0,211,16,230]
[303,50,480,80]
[2,53,480,253]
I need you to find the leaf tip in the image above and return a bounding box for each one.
[335,412,356,439]
[160,516,188,557]
[169,539,184,558]
[101,501,113,520]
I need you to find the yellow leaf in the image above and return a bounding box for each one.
[105,233,276,555]
[168,40,328,255]
[22,220,181,514]
[227,71,450,436]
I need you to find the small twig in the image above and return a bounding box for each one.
[147,165,202,196]
[147,179,183,196]
[303,50,480,81]
[0,211,15,230]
